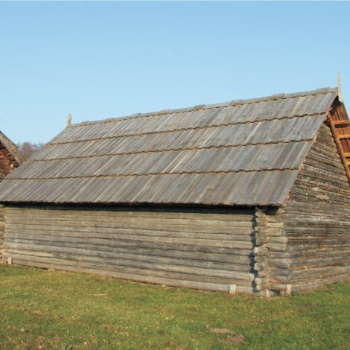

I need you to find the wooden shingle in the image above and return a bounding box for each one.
[0,88,339,206]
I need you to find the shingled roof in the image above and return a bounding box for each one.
[0,87,340,206]
[0,131,25,179]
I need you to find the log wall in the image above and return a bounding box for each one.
[3,205,256,293]
[0,205,4,261]
[282,124,350,291]
[254,207,292,296]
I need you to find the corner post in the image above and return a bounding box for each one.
[254,207,292,296]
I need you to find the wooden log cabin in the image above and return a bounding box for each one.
[0,87,349,296]
[0,131,25,260]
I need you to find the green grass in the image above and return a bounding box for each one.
[0,264,349,350]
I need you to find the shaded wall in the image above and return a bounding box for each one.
[282,124,350,291]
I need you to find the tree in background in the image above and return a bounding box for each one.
[17,142,44,159]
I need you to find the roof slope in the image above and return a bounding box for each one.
[0,131,25,179]
[0,88,339,206]
[0,131,25,165]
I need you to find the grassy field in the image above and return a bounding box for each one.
[0,264,349,350]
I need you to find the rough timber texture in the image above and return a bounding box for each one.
[0,89,349,296]
[0,131,25,179]
[0,205,4,260]
[0,131,24,260]
[282,124,350,291]
[254,208,291,296]
[0,88,337,206]
[3,205,257,293]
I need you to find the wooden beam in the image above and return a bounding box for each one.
[331,120,350,127]
[327,104,350,184]
[337,134,350,140]
[338,72,343,103]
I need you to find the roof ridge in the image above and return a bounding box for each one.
[71,87,337,128]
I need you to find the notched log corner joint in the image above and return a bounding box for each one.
[254,207,292,297]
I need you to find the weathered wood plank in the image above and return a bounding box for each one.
[5,230,254,250]
[283,124,350,290]
[4,240,254,271]
[3,252,255,284]
[6,215,255,228]
[4,235,253,264]
[5,234,253,258]
[6,206,254,221]
[3,205,256,292]
[6,219,254,237]
[5,248,253,279]
[5,224,254,242]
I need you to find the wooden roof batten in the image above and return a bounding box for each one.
[324,74,350,183]
[0,87,344,206]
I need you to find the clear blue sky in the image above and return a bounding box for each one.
[1,1,349,144]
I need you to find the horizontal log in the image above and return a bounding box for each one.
[288,195,350,207]
[288,242,350,250]
[254,262,268,272]
[290,249,350,259]
[269,251,291,259]
[299,165,348,184]
[285,224,350,232]
[290,250,350,261]
[269,259,292,270]
[292,265,350,279]
[268,275,291,284]
[4,240,254,270]
[6,206,254,222]
[254,215,282,224]
[291,256,349,267]
[306,156,347,175]
[268,283,292,294]
[290,273,350,292]
[254,277,269,291]
[4,235,253,264]
[255,227,286,236]
[286,225,350,232]
[284,206,350,218]
[254,255,268,263]
[6,220,254,236]
[268,266,292,277]
[292,260,350,271]
[4,246,255,280]
[267,236,288,244]
[3,253,255,286]
[288,230,350,238]
[6,212,255,227]
[255,238,266,246]
[5,224,255,243]
[5,235,253,258]
[267,243,288,252]
[5,230,254,250]
[253,246,269,256]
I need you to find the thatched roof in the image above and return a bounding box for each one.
[0,87,340,206]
